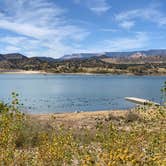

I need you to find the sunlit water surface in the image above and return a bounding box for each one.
[0,74,165,113]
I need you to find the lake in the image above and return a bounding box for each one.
[0,74,165,113]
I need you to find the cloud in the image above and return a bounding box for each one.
[74,0,110,14]
[0,0,90,57]
[119,20,135,30]
[84,32,149,52]
[100,28,118,32]
[3,46,21,53]
[0,20,53,39]
[2,31,148,57]
[105,32,149,51]
[115,3,166,29]
[0,36,43,56]
[0,0,156,57]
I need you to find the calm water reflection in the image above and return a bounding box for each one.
[0,74,165,113]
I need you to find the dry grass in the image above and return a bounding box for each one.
[0,94,165,165]
[30,110,128,129]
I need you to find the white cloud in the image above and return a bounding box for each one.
[0,36,27,45]
[115,3,166,29]
[0,20,53,39]
[3,46,21,53]
[119,20,135,30]
[0,0,155,57]
[0,0,90,58]
[84,32,149,52]
[100,28,118,32]
[105,32,149,51]
[74,0,110,14]
[0,36,42,55]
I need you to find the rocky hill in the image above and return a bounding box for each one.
[61,49,166,60]
[0,51,165,75]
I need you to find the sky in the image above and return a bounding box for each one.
[0,0,166,58]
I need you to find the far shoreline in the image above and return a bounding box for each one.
[0,70,47,74]
[0,70,166,76]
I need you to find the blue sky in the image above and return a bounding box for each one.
[0,0,166,58]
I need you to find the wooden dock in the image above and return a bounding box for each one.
[125,97,160,106]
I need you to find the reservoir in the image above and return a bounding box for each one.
[0,74,165,113]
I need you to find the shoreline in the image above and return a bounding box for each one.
[0,70,47,74]
[30,109,129,122]
[0,70,166,76]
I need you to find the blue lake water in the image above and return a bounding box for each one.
[0,74,165,113]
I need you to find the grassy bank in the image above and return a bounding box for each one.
[0,67,166,76]
[0,93,165,165]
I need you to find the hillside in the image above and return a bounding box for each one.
[0,51,166,75]
[61,49,166,60]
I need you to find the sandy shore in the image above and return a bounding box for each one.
[0,70,114,75]
[0,70,166,76]
[0,69,166,76]
[30,110,129,129]
[0,70,47,74]
[31,110,127,120]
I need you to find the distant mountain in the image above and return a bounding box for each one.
[105,49,166,58]
[0,50,165,75]
[1,50,166,62]
[0,53,28,60]
[33,57,56,62]
[0,55,5,61]
[0,53,28,69]
[61,53,105,60]
[60,49,166,60]
[130,52,146,59]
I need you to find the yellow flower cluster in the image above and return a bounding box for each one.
[0,92,165,165]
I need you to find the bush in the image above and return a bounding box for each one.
[125,111,142,122]
[0,92,165,165]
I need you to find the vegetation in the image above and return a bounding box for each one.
[161,81,166,105]
[0,53,166,75]
[0,86,165,165]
